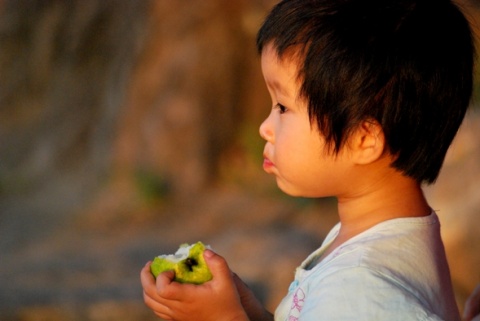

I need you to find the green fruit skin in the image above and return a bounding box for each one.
[150,242,213,285]
[150,257,176,278]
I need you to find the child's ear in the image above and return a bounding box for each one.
[350,119,386,165]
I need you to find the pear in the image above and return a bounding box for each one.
[150,241,213,284]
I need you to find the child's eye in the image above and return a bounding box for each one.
[275,103,288,114]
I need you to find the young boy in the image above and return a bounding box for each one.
[140,0,475,320]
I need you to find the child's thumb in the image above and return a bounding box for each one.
[203,249,232,279]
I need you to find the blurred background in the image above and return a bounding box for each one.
[0,0,479,320]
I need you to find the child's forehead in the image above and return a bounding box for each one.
[262,45,300,76]
[263,41,303,63]
[261,42,303,74]
[261,43,305,99]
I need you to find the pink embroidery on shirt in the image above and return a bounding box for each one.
[288,287,305,320]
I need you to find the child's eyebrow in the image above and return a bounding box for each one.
[267,79,289,97]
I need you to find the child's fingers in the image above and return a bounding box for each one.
[203,249,233,281]
[140,263,165,305]
[154,311,173,321]
[140,262,171,301]
[464,285,480,321]
[140,261,182,301]
[143,289,173,317]
[155,270,185,299]
[140,262,156,291]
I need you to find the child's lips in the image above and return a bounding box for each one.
[263,156,275,171]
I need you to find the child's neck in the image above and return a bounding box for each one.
[336,170,430,243]
[315,172,430,265]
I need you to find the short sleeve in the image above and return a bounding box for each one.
[299,266,443,321]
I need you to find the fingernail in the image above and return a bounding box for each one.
[204,249,215,258]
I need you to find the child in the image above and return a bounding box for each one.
[464,284,480,321]
[140,0,475,320]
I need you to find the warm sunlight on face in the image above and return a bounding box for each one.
[259,43,353,198]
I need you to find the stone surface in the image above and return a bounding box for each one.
[0,1,479,320]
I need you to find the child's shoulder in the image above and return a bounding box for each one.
[319,212,442,273]
[301,212,459,320]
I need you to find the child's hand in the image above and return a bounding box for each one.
[464,284,480,321]
[140,249,249,321]
[233,274,274,321]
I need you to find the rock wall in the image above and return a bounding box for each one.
[0,0,479,320]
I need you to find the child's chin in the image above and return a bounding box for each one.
[276,181,302,197]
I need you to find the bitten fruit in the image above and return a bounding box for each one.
[150,241,213,284]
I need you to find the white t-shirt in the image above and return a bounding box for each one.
[275,212,460,321]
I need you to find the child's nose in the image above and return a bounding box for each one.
[259,113,274,142]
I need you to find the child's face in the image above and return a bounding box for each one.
[259,44,353,198]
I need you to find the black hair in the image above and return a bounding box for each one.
[257,0,475,184]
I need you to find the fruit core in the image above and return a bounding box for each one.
[185,258,198,271]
